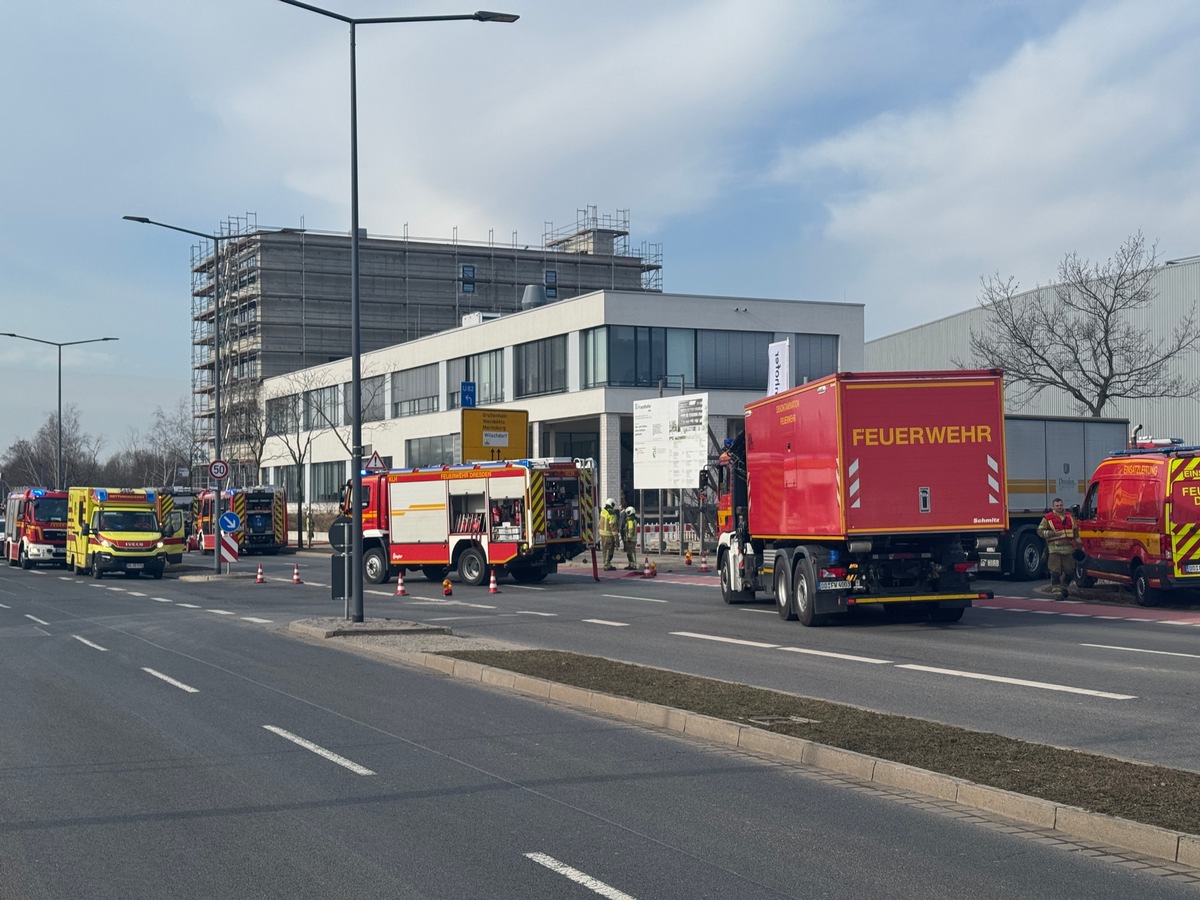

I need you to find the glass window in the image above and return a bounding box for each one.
[391,363,440,418]
[406,434,458,467]
[311,460,346,503]
[303,385,339,430]
[582,326,608,388]
[666,328,695,389]
[344,375,386,425]
[266,396,299,434]
[608,325,636,385]
[275,465,300,499]
[696,330,771,390]
[515,335,567,398]
[793,333,839,383]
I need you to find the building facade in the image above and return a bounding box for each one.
[865,255,1200,442]
[189,209,662,484]
[259,289,865,516]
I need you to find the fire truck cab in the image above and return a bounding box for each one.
[5,488,69,569]
[194,486,289,555]
[347,457,595,586]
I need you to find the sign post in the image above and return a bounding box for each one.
[218,510,241,572]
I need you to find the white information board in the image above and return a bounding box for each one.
[633,393,710,489]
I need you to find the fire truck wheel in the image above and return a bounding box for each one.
[775,559,797,621]
[19,545,32,570]
[457,548,487,587]
[1132,567,1161,607]
[364,548,389,584]
[91,556,104,580]
[1015,533,1044,581]
[422,565,450,582]
[720,555,753,604]
[510,566,548,584]
[929,606,965,623]
[151,565,164,580]
[793,556,823,627]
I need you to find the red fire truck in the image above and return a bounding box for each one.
[5,488,69,569]
[706,370,1007,625]
[345,457,595,586]
[194,486,289,555]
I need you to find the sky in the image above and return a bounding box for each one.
[3,0,1200,452]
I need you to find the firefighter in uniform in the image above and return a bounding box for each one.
[600,498,619,570]
[1037,497,1080,600]
[622,506,639,570]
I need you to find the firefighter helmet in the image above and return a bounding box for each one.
[604,498,616,509]
[624,507,635,516]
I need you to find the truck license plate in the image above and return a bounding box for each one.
[126,562,143,570]
[818,580,851,591]
[1185,564,1200,574]
[978,557,1000,570]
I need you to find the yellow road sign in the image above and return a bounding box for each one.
[461,408,529,462]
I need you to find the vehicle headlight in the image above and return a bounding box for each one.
[100,539,113,549]
[157,540,164,549]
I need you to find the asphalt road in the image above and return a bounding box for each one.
[2,561,1198,898]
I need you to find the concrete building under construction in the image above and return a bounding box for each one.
[190,208,663,484]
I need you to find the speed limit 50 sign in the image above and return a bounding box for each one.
[209,459,229,481]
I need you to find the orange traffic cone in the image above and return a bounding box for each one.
[700,551,709,573]
[685,550,693,566]
[488,569,500,594]
[255,563,264,584]
[292,564,302,585]
[442,578,453,596]
[642,557,651,578]
[395,571,407,596]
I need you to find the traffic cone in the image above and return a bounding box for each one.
[488,569,500,594]
[395,571,407,596]
[700,551,709,573]
[255,563,264,584]
[643,557,651,578]
[442,578,453,597]
[685,550,693,566]
[292,564,302,585]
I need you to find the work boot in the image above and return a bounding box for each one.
[603,565,615,571]
[1059,589,1069,601]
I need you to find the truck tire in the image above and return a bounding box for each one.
[720,555,754,604]
[775,558,796,621]
[510,566,548,584]
[422,565,449,582]
[793,556,823,627]
[1014,533,1044,581]
[91,556,104,580]
[929,606,965,623]
[457,547,486,587]
[1132,566,1161,607]
[364,548,389,584]
[19,544,32,570]
[1074,562,1096,589]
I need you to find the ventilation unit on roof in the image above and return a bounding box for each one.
[521,285,547,310]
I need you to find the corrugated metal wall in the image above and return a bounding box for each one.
[865,258,1200,443]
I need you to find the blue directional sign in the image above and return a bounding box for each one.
[461,381,477,408]
[219,511,242,533]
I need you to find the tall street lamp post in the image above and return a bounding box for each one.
[277,1,518,622]
[0,333,119,491]
[123,215,238,576]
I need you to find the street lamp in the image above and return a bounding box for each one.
[0,333,119,491]
[123,215,239,576]
[277,1,519,623]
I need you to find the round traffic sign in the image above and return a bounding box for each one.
[209,459,229,480]
[328,516,352,554]
[219,511,242,533]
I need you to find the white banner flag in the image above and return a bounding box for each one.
[767,339,790,396]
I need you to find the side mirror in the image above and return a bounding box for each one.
[80,523,90,536]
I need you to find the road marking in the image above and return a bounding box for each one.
[1157,620,1200,626]
[128,591,147,597]
[262,725,375,776]
[508,584,547,591]
[896,664,1135,699]
[1060,613,1091,617]
[583,619,630,627]
[672,631,778,648]
[1082,642,1200,661]
[524,853,636,900]
[0,602,9,608]
[366,589,393,597]
[152,597,173,603]
[207,610,236,616]
[1093,615,1124,620]
[24,614,49,626]
[72,635,107,651]
[603,593,667,604]
[242,617,274,624]
[177,603,202,609]
[106,587,126,592]
[739,608,777,614]
[142,668,199,693]
[516,611,557,617]
[779,647,892,664]
[427,615,486,622]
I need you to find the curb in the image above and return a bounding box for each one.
[378,648,1200,868]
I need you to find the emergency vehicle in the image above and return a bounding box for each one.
[194,486,289,555]
[345,457,595,586]
[5,488,69,569]
[1075,438,1200,606]
[66,487,168,579]
[156,487,192,564]
[706,370,1006,625]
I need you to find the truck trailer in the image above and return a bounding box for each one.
[987,414,1129,579]
[708,370,1006,625]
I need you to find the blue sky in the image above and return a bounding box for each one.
[3,0,1199,450]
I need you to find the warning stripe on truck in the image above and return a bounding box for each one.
[530,472,546,537]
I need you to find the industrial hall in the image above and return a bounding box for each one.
[257,288,865,514]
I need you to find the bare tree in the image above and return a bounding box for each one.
[0,405,105,489]
[959,232,1200,416]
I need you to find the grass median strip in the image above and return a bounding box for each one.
[443,648,1200,836]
